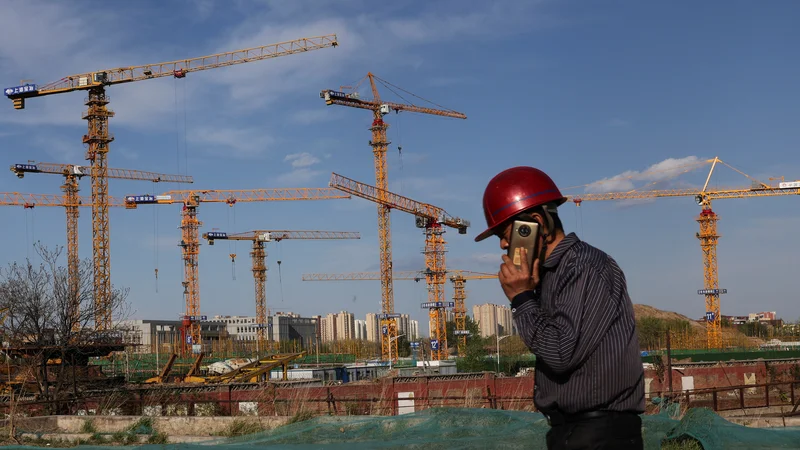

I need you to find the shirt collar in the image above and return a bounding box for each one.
[543,232,581,269]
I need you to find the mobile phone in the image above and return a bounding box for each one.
[507,220,539,272]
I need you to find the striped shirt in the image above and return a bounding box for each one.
[511,232,645,415]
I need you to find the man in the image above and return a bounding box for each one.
[475,166,645,450]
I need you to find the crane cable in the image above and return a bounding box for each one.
[25,207,33,261]
[227,207,237,281]
[575,205,584,240]
[153,190,159,293]
[396,113,404,194]
[276,241,284,303]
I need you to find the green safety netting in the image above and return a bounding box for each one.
[5,407,800,449]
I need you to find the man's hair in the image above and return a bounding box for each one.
[518,202,564,234]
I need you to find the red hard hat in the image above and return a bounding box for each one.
[475,166,567,242]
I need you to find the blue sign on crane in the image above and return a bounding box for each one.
[3,84,37,97]
[420,301,455,309]
[206,231,228,239]
[126,194,156,204]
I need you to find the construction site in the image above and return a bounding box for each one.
[0,3,799,449]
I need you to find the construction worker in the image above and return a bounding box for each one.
[475,166,645,450]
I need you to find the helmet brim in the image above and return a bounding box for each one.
[474,227,495,243]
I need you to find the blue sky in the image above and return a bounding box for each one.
[1,0,798,331]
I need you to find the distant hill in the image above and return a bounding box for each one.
[633,304,705,330]
[633,304,764,347]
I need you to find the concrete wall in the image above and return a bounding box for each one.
[4,415,291,437]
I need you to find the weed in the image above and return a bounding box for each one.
[127,416,154,435]
[288,410,316,424]
[147,431,168,444]
[216,419,264,437]
[80,419,96,434]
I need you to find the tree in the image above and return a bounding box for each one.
[446,316,481,356]
[0,243,131,411]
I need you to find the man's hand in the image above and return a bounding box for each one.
[499,247,540,302]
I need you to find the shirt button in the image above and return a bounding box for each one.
[511,308,516,313]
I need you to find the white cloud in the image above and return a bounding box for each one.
[585,156,703,194]
[607,118,630,127]
[388,175,477,205]
[288,109,338,125]
[284,152,321,168]
[30,134,84,162]
[425,76,479,88]
[385,1,557,44]
[273,168,324,186]
[188,126,276,159]
[274,152,324,185]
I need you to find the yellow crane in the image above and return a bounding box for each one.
[567,156,800,348]
[320,73,467,360]
[10,162,192,328]
[328,172,469,360]
[124,188,350,355]
[302,270,496,356]
[4,34,339,331]
[202,229,361,353]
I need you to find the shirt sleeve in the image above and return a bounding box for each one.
[512,264,620,375]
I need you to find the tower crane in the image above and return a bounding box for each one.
[202,229,361,353]
[302,270,496,356]
[567,156,800,348]
[4,34,339,331]
[328,172,469,360]
[0,192,126,328]
[320,73,467,361]
[10,162,193,328]
[124,187,350,354]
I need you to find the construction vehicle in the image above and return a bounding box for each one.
[320,73,467,361]
[4,34,338,331]
[328,172,470,360]
[302,270,496,355]
[203,352,306,383]
[10,162,192,328]
[567,156,800,348]
[202,230,361,353]
[144,352,205,384]
[124,188,350,355]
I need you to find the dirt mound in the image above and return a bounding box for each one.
[633,304,705,331]
[633,304,765,346]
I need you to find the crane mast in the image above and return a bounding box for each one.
[125,188,350,354]
[204,230,360,353]
[302,270,495,355]
[320,72,466,361]
[10,162,192,329]
[568,157,800,348]
[5,34,338,332]
[328,171,469,360]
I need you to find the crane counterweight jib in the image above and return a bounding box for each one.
[202,230,361,242]
[124,187,350,207]
[11,162,194,183]
[320,90,467,119]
